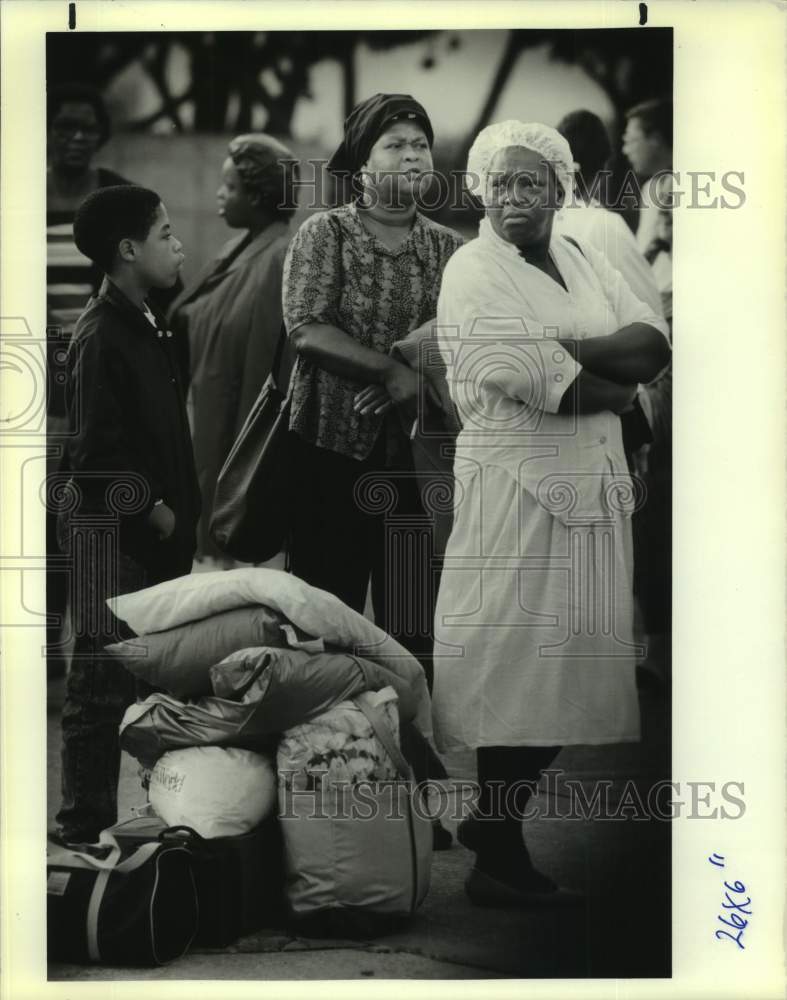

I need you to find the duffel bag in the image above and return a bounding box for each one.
[278,690,432,938]
[108,813,286,948]
[47,829,197,966]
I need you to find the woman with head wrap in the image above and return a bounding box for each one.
[169,133,298,561]
[432,121,670,904]
[282,95,463,845]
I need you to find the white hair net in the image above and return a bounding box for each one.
[466,120,575,207]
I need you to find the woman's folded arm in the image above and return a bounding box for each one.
[564,323,671,385]
[557,369,638,415]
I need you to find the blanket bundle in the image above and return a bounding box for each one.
[108,568,431,769]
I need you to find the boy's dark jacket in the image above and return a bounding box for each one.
[61,277,200,574]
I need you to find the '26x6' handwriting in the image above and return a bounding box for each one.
[709,853,751,950]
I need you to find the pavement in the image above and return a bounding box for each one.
[46,658,671,981]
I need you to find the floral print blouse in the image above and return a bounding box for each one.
[282,202,463,461]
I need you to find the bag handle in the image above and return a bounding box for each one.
[271,323,289,387]
[56,830,164,874]
[353,692,413,780]
[56,829,123,871]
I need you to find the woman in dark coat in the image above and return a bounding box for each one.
[169,134,298,561]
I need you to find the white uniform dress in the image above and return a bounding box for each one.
[432,218,669,751]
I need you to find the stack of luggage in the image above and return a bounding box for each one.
[47,568,434,966]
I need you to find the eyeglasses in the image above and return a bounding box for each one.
[51,119,101,139]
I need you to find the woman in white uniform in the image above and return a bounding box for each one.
[433,121,670,905]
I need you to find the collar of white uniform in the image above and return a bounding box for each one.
[478,214,562,264]
[478,215,525,259]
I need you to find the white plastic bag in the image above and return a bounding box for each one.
[148,746,276,838]
[277,687,400,791]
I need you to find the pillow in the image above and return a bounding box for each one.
[105,604,287,698]
[107,567,432,736]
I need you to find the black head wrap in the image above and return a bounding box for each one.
[327,93,434,177]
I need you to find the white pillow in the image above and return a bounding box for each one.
[108,567,432,736]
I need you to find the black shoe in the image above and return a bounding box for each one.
[465,867,583,908]
[456,812,480,852]
[432,820,453,851]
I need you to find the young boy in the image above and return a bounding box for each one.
[53,185,200,844]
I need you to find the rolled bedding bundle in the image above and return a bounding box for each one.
[119,646,417,769]
[106,567,432,737]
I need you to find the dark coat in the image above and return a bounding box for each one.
[61,277,200,577]
[168,221,293,558]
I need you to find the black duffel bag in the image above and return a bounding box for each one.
[47,829,197,966]
[108,813,286,948]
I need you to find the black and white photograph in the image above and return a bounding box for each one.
[0,2,784,996]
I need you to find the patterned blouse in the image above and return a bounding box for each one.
[282,202,463,461]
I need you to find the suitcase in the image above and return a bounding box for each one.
[107,813,285,947]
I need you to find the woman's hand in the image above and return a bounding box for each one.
[354,363,419,420]
[383,361,420,405]
[354,384,393,416]
[355,368,445,419]
[147,501,176,540]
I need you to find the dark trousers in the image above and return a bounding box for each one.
[289,431,441,685]
[475,745,563,871]
[55,526,191,842]
[289,431,446,782]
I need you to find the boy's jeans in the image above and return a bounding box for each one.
[54,542,153,843]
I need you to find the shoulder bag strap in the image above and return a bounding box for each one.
[270,322,289,388]
[354,691,423,916]
[354,692,413,780]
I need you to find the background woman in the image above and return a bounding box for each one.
[433,121,670,904]
[169,133,298,561]
[282,93,463,847]
[553,108,663,318]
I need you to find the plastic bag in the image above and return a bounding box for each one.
[148,746,276,838]
[277,687,400,791]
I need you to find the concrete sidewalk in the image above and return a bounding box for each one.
[47,671,670,981]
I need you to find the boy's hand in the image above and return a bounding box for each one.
[147,501,176,540]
